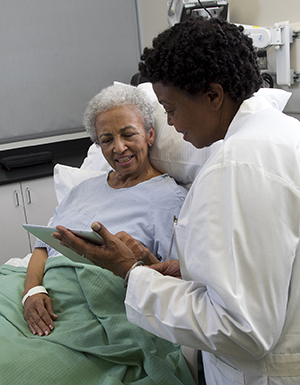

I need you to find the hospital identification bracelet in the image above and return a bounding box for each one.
[22,285,49,306]
[124,260,145,288]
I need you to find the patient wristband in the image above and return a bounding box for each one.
[22,285,49,306]
[124,260,145,288]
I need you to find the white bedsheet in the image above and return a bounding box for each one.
[5,253,32,267]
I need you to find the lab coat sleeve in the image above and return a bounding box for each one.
[125,160,300,359]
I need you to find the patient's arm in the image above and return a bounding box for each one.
[23,248,47,294]
[23,248,58,336]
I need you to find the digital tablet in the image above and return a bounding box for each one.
[23,224,104,265]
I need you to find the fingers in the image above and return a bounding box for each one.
[44,297,58,321]
[91,222,115,243]
[90,222,137,277]
[116,231,145,260]
[54,223,137,278]
[53,225,88,253]
[150,260,170,273]
[91,223,159,271]
[54,224,110,257]
[24,294,58,337]
[150,260,182,278]
[115,231,159,265]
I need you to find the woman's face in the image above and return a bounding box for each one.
[95,105,154,177]
[152,82,226,149]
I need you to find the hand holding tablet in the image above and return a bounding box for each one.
[23,224,104,265]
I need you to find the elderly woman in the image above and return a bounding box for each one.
[55,17,300,384]
[0,83,194,384]
[23,83,187,335]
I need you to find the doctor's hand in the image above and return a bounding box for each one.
[115,230,159,266]
[23,294,58,337]
[150,259,182,279]
[53,223,140,279]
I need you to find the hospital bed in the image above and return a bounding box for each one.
[0,82,209,385]
[1,81,290,384]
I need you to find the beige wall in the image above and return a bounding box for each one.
[136,0,300,48]
[228,0,300,120]
[229,0,300,26]
[135,0,168,50]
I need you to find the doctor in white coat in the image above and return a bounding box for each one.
[54,17,300,384]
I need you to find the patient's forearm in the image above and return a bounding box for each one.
[23,248,48,296]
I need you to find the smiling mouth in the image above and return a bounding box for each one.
[177,130,187,138]
[115,155,134,165]
[179,131,189,142]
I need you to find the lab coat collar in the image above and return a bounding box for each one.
[224,88,292,140]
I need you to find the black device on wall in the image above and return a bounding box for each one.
[167,0,229,26]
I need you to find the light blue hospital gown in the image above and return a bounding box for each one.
[35,172,187,261]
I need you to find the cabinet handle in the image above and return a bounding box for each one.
[13,190,20,207]
[26,187,32,204]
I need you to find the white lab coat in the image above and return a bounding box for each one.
[125,89,300,384]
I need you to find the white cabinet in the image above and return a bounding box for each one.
[0,182,30,263]
[0,176,58,265]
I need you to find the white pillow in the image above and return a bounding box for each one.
[54,142,112,204]
[77,82,212,185]
[57,84,292,193]
[53,164,106,204]
[80,142,111,172]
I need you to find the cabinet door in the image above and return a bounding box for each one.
[22,176,58,249]
[0,183,31,264]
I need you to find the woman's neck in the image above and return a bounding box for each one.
[108,164,161,189]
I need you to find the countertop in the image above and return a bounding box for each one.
[0,137,93,185]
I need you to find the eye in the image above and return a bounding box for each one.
[123,133,136,139]
[100,138,112,145]
[165,109,175,116]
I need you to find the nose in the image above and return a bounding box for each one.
[113,137,127,153]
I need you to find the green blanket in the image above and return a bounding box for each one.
[0,256,194,385]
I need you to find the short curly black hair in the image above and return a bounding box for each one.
[139,17,263,104]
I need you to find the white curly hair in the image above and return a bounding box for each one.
[83,83,154,144]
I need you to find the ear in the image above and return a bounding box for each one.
[147,126,155,147]
[206,83,224,111]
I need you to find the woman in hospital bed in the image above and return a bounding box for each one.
[0,83,194,385]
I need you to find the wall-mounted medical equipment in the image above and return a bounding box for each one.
[243,22,298,87]
[167,0,229,26]
[166,1,300,87]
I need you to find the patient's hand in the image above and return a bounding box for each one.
[150,260,182,279]
[24,294,58,337]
